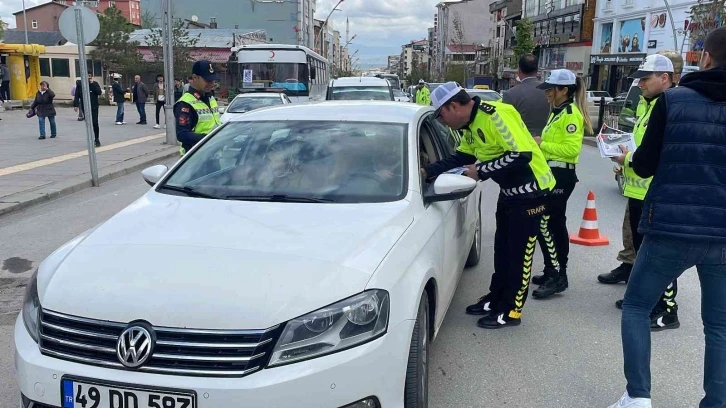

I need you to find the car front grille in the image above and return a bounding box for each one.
[38,308,282,377]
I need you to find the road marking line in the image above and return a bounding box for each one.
[0,133,166,177]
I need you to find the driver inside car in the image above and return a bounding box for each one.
[258,137,315,191]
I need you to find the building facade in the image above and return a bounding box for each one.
[387,55,401,74]
[400,40,429,78]
[13,0,142,30]
[434,0,495,76]
[141,0,316,48]
[523,0,596,82]
[590,0,724,94]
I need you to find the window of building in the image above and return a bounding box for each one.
[109,1,115,7]
[51,59,71,77]
[39,58,51,76]
[31,20,38,29]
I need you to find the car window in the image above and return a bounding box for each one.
[162,121,408,203]
[428,117,459,154]
[330,86,393,101]
[228,97,284,113]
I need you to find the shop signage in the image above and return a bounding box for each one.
[590,53,646,65]
[647,40,657,48]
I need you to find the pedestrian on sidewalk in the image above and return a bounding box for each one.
[132,75,149,125]
[111,74,126,125]
[607,27,726,408]
[0,62,10,101]
[72,79,84,121]
[174,78,184,102]
[31,81,57,140]
[152,74,166,129]
[74,73,103,147]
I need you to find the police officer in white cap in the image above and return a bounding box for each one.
[415,79,430,105]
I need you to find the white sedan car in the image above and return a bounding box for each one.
[219,92,292,123]
[15,101,482,408]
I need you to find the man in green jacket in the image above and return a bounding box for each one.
[415,79,431,105]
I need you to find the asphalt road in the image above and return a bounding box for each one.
[0,148,707,408]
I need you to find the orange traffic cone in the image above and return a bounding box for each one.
[570,190,609,246]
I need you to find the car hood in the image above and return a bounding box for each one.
[39,192,413,329]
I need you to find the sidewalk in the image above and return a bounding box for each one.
[0,105,179,217]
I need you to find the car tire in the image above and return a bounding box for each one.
[404,292,429,408]
[465,200,482,267]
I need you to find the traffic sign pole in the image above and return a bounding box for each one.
[162,0,176,146]
[74,6,99,187]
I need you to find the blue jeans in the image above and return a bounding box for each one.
[38,116,56,137]
[136,103,146,123]
[116,101,124,122]
[622,235,726,407]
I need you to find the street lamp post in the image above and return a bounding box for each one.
[321,0,344,59]
[22,0,29,44]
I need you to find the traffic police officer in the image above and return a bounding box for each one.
[611,54,680,330]
[421,82,556,329]
[174,60,222,155]
[529,69,592,299]
[415,79,431,105]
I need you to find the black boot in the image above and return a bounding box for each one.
[532,266,558,286]
[532,276,567,299]
[465,293,496,316]
[650,308,680,331]
[597,263,632,284]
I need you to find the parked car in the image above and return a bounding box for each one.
[15,101,482,408]
[465,89,502,102]
[219,91,292,123]
[326,77,395,101]
[393,89,411,102]
[586,91,613,106]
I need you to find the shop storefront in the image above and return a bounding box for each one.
[589,53,646,95]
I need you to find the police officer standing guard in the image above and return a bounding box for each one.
[422,82,556,329]
[174,60,222,155]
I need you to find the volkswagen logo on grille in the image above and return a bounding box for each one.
[116,324,154,368]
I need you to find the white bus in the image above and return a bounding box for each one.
[230,44,329,103]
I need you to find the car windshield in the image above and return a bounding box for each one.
[162,121,408,203]
[467,91,500,101]
[331,86,392,100]
[227,96,283,113]
[591,91,611,98]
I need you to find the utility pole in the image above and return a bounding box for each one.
[22,0,29,44]
[161,0,176,146]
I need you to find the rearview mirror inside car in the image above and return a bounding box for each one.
[424,174,477,203]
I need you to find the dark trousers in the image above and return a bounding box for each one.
[537,167,577,273]
[490,195,549,316]
[0,80,9,101]
[629,198,678,312]
[89,106,99,141]
[622,235,726,405]
[155,101,165,125]
[136,103,147,123]
[77,104,84,120]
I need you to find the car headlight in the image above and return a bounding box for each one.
[22,270,40,343]
[268,290,389,367]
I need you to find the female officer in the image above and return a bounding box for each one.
[530,69,592,299]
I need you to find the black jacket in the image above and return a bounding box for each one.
[112,81,126,103]
[31,89,56,117]
[73,80,102,109]
[635,66,726,242]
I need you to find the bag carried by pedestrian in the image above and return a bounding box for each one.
[26,107,36,118]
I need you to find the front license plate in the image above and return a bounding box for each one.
[61,377,196,408]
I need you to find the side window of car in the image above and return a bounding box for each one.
[428,117,459,157]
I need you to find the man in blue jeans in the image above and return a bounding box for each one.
[608,27,726,408]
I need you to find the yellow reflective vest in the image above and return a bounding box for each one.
[175,92,221,155]
[416,86,431,105]
[622,96,657,200]
[539,102,585,164]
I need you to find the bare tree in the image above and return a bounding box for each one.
[685,0,726,55]
[447,11,469,81]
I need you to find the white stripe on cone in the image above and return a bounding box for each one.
[580,220,599,229]
[586,200,597,209]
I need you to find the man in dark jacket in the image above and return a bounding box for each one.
[132,75,149,124]
[111,74,126,125]
[501,54,550,137]
[607,27,726,408]
[74,73,103,147]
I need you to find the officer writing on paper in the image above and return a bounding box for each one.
[421,82,556,329]
[174,60,222,156]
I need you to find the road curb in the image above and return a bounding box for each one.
[0,148,178,218]
[583,137,597,148]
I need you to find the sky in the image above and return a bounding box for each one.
[0,0,441,67]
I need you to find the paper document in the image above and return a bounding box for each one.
[444,167,468,175]
[596,125,637,158]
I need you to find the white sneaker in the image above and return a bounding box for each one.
[608,392,652,408]
[115,121,123,125]
[122,121,127,124]
[153,124,161,129]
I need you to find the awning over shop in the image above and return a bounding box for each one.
[0,43,46,56]
[138,48,232,63]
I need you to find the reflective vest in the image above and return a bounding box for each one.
[457,101,556,193]
[416,87,431,105]
[539,102,585,164]
[175,92,222,155]
[622,96,657,200]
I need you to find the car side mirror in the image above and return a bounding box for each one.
[141,164,168,187]
[424,174,477,203]
[218,107,226,114]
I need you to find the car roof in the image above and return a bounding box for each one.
[233,93,284,98]
[329,77,390,86]
[465,89,497,93]
[226,101,430,124]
